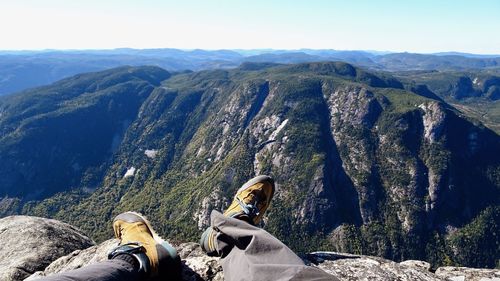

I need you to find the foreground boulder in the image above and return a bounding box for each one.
[28,242,500,281]
[434,267,500,281]
[25,239,118,280]
[304,253,500,281]
[0,215,497,281]
[0,216,94,281]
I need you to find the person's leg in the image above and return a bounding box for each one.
[200,175,335,281]
[210,210,335,281]
[38,255,140,281]
[37,212,180,281]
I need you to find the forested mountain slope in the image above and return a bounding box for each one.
[0,62,498,268]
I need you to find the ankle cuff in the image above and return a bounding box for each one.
[108,243,150,275]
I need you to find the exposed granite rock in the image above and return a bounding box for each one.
[306,252,500,281]
[325,85,382,128]
[12,216,497,281]
[400,260,432,271]
[177,242,223,281]
[25,239,118,280]
[306,252,441,281]
[323,84,382,225]
[419,102,446,144]
[0,216,94,281]
[26,240,500,281]
[193,186,226,230]
[251,115,291,176]
[435,266,500,281]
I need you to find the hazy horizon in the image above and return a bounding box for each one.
[1,0,499,54]
[0,48,498,57]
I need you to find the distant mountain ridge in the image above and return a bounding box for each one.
[432,52,500,58]
[1,48,500,96]
[0,62,498,269]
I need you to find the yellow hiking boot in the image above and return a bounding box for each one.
[200,175,275,256]
[108,212,180,279]
[223,175,275,225]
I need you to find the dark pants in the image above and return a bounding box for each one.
[38,255,139,281]
[37,211,334,281]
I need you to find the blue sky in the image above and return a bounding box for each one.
[1,0,499,54]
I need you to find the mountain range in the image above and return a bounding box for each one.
[1,48,500,96]
[0,61,498,269]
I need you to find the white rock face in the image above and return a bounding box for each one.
[123,167,136,178]
[250,115,281,139]
[193,186,225,229]
[473,77,480,86]
[416,102,448,214]
[268,119,288,141]
[144,149,158,158]
[251,116,291,175]
[419,102,446,143]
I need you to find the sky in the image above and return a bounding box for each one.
[1,0,499,54]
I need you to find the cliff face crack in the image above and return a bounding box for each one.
[318,82,363,226]
[243,81,270,128]
[14,265,36,276]
[256,139,276,151]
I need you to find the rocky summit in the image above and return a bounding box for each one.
[0,62,498,269]
[0,215,494,281]
[0,216,93,281]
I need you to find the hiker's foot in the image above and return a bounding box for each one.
[223,175,275,225]
[108,212,180,278]
[200,226,219,256]
[200,175,275,256]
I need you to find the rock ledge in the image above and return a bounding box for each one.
[0,215,497,281]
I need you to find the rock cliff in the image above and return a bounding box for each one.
[0,215,497,281]
[0,63,498,269]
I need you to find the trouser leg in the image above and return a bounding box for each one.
[210,210,336,281]
[36,254,140,281]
